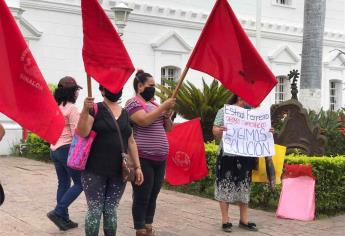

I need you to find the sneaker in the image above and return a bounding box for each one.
[65,219,78,230]
[47,211,68,231]
[222,222,233,233]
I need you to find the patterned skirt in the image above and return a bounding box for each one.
[215,154,257,204]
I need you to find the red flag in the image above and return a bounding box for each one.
[166,119,208,186]
[0,0,64,144]
[187,0,277,107]
[82,0,135,93]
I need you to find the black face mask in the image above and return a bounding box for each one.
[140,86,155,101]
[103,89,122,102]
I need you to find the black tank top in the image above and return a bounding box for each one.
[86,103,132,177]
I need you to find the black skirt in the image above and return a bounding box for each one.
[215,153,257,204]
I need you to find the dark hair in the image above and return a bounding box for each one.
[133,69,153,93]
[54,86,78,106]
[227,94,239,105]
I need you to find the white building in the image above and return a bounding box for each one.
[1,0,345,154]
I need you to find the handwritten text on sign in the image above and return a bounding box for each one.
[223,105,275,157]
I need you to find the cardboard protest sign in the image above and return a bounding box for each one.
[222,105,275,157]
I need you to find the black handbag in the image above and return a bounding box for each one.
[0,183,5,206]
[103,102,135,182]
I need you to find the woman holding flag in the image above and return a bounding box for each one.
[0,123,5,141]
[213,94,259,232]
[78,85,143,236]
[125,70,176,236]
[0,123,5,207]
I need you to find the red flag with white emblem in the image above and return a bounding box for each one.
[0,0,64,144]
[166,118,208,186]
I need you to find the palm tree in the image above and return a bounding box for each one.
[300,0,326,111]
[156,79,232,142]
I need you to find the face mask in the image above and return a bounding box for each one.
[244,105,252,109]
[103,89,122,102]
[140,86,155,101]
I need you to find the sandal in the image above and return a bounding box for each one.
[222,222,233,232]
[145,227,155,236]
[239,221,258,231]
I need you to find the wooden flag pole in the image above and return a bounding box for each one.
[171,67,189,98]
[87,74,92,97]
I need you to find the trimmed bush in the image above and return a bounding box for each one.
[165,143,345,217]
[24,133,51,162]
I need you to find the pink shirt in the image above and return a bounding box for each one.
[50,103,80,151]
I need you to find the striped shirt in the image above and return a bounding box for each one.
[125,97,169,161]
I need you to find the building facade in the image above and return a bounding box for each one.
[1,0,345,154]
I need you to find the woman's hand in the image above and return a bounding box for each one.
[164,110,174,119]
[134,168,144,185]
[82,97,95,113]
[161,98,176,111]
[212,125,227,139]
[269,128,275,133]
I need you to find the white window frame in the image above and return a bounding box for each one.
[275,75,290,104]
[161,66,181,90]
[329,80,342,111]
[272,0,295,8]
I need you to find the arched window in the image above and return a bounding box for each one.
[161,66,181,90]
[329,80,342,111]
[275,75,289,104]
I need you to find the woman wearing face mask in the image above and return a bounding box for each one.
[125,70,176,236]
[77,86,144,236]
[47,76,83,231]
[213,94,258,233]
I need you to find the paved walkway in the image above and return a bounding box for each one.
[0,156,344,236]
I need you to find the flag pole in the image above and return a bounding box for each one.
[87,74,92,97]
[171,67,189,98]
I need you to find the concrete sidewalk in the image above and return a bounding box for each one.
[0,156,344,236]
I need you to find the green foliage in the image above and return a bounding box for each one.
[165,143,345,216]
[48,83,57,94]
[156,79,232,142]
[308,109,345,155]
[24,133,51,162]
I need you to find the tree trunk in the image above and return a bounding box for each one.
[300,0,326,111]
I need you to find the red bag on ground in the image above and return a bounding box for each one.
[166,119,208,186]
[283,164,314,179]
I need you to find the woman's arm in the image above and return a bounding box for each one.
[0,123,5,141]
[163,111,173,132]
[164,118,173,132]
[212,125,226,140]
[77,97,95,138]
[128,134,144,185]
[130,98,176,127]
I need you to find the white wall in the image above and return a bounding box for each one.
[1,0,345,154]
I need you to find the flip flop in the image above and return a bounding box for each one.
[239,221,258,231]
[222,222,233,232]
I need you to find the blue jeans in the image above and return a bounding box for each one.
[51,144,83,220]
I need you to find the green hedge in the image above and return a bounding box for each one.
[165,143,345,217]
[23,133,51,162]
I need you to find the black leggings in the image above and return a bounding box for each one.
[132,158,166,229]
[81,171,126,236]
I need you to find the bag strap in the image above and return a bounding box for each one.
[102,102,126,154]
